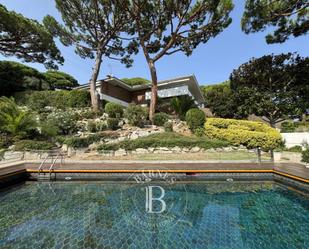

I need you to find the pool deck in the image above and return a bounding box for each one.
[0,160,308,183]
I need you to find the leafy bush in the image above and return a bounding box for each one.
[107,118,119,130]
[281,121,295,132]
[62,133,118,148]
[40,122,59,139]
[98,132,229,151]
[46,110,78,135]
[78,109,102,120]
[301,148,309,163]
[105,102,123,118]
[204,118,282,150]
[67,90,90,108]
[194,127,205,137]
[87,120,107,132]
[15,90,90,110]
[0,97,37,139]
[63,135,100,148]
[87,120,97,132]
[124,104,148,127]
[14,140,54,151]
[164,122,173,132]
[185,108,206,131]
[96,122,107,132]
[153,112,169,126]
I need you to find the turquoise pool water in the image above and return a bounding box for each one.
[0,181,308,249]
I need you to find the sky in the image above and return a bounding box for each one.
[0,0,308,86]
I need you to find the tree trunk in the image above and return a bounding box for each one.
[148,60,158,122]
[89,49,103,111]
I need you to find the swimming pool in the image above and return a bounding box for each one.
[0,181,308,249]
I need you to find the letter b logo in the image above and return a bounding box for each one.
[145,186,166,214]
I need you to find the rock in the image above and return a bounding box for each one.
[23,152,40,160]
[223,147,233,152]
[190,146,201,153]
[61,144,68,152]
[172,146,182,153]
[135,148,148,154]
[3,151,23,160]
[154,147,173,154]
[148,147,155,153]
[206,148,216,153]
[182,147,190,152]
[115,149,127,156]
[88,143,101,151]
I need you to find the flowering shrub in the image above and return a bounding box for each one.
[47,110,78,135]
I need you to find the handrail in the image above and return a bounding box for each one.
[38,154,50,172]
[49,154,60,172]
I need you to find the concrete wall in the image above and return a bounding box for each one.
[281,132,309,148]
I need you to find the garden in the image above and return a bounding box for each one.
[1,89,300,163]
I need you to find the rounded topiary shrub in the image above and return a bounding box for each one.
[185,108,206,131]
[153,112,169,126]
[105,102,123,118]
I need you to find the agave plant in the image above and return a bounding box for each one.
[0,97,37,138]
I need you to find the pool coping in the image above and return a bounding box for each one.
[0,160,308,184]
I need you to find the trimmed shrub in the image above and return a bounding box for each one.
[14,140,54,151]
[185,108,206,131]
[107,118,119,130]
[164,122,173,132]
[301,148,309,163]
[204,118,282,150]
[124,104,148,127]
[153,112,169,126]
[105,102,123,118]
[98,132,229,151]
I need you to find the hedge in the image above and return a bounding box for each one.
[204,118,282,150]
[15,90,90,110]
[98,132,229,151]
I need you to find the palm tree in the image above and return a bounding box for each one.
[170,96,196,120]
[0,97,37,138]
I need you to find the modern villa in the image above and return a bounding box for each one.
[75,75,205,108]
